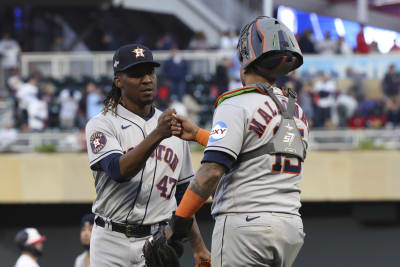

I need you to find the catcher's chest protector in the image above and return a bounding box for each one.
[237,83,307,163]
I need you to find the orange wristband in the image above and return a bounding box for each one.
[195,128,210,147]
[175,189,207,218]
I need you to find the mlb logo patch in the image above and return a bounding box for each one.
[90,131,107,154]
[209,121,228,142]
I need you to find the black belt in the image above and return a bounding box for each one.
[95,216,167,238]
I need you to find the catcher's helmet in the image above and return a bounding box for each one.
[237,16,303,79]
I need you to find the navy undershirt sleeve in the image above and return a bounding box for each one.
[175,182,190,206]
[99,153,124,182]
[201,150,235,171]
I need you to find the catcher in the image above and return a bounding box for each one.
[143,16,309,267]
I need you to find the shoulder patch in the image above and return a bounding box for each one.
[209,121,228,142]
[90,131,107,154]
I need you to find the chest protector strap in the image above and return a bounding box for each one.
[237,82,306,163]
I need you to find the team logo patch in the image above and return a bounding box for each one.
[132,47,145,58]
[209,121,228,142]
[90,131,107,154]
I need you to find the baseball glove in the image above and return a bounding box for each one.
[143,225,183,267]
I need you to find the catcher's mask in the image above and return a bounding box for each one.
[238,16,303,80]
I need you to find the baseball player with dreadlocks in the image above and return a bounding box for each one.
[144,16,309,267]
[85,43,210,267]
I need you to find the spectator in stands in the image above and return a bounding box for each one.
[346,67,364,102]
[313,72,337,128]
[336,36,353,55]
[214,57,230,94]
[27,91,48,132]
[370,41,380,53]
[188,31,209,50]
[0,32,21,95]
[86,82,103,120]
[220,30,238,49]
[385,97,400,128]
[14,228,46,267]
[382,64,400,100]
[316,31,336,54]
[74,214,95,267]
[228,54,242,90]
[102,33,118,51]
[0,123,17,152]
[16,73,41,130]
[276,71,303,96]
[58,87,82,129]
[365,100,387,128]
[335,90,358,128]
[7,68,24,94]
[162,48,188,100]
[299,81,314,126]
[298,29,316,54]
[155,81,171,110]
[356,24,370,54]
[390,41,400,53]
[156,33,177,50]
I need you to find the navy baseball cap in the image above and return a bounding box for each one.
[112,44,160,74]
[81,213,95,226]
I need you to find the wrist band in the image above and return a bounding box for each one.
[176,189,207,218]
[195,128,210,147]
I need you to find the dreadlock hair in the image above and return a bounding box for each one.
[102,81,122,116]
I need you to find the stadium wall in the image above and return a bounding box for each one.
[1,151,399,203]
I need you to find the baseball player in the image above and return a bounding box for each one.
[14,228,46,267]
[74,213,95,267]
[85,43,210,267]
[144,16,309,267]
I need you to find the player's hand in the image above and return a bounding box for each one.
[193,248,211,267]
[156,109,176,139]
[172,114,199,141]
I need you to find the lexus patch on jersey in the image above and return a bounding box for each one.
[90,131,107,153]
[209,121,228,142]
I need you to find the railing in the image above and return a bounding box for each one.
[309,129,400,150]
[1,129,399,153]
[21,50,236,79]
[20,50,400,80]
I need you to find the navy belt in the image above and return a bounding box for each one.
[95,216,167,238]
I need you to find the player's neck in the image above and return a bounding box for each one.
[120,98,152,117]
[23,251,38,262]
[243,73,274,87]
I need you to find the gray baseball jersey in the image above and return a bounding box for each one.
[85,104,194,224]
[206,87,309,216]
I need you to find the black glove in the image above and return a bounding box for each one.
[168,213,193,242]
[143,225,181,267]
[142,214,193,267]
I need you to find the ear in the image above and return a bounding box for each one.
[114,75,122,88]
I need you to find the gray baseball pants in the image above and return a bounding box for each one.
[211,212,305,267]
[90,222,149,267]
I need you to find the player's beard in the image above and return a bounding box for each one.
[82,244,90,251]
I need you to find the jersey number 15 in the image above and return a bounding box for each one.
[272,155,301,174]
